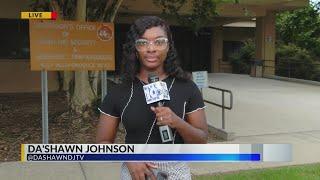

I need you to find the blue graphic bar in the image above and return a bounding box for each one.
[26,154,260,162]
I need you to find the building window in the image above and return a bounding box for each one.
[0,19,30,59]
[223,41,244,62]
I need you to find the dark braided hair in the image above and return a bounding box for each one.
[121,16,190,82]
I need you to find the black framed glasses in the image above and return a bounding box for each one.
[135,37,168,52]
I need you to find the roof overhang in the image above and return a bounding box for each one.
[0,0,309,24]
[115,0,309,25]
[119,0,309,17]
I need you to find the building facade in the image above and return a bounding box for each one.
[0,0,308,93]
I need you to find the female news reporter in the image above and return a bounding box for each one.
[96,16,208,180]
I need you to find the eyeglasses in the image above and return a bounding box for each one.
[135,37,168,52]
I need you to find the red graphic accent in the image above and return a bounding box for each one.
[51,12,57,20]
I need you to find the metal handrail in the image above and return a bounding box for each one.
[202,86,233,129]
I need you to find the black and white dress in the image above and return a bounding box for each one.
[99,76,205,180]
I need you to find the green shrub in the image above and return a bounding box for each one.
[229,40,255,74]
[313,64,320,81]
[276,44,319,81]
[227,40,320,81]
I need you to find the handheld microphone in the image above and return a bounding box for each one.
[147,73,173,143]
[148,73,163,107]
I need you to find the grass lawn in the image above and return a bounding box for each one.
[194,163,320,180]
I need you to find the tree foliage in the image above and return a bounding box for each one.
[276,2,320,59]
[153,0,237,31]
[30,0,76,20]
[30,0,122,22]
[276,43,320,81]
[228,40,255,74]
[275,2,320,81]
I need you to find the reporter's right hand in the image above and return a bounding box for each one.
[125,162,157,180]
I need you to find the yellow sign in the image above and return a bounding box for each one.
[29,20,115,71]
[21,12,57,20]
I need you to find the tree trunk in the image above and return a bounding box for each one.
[71,0,96,113]
[91,71,100,96]
[70,0,125,113]
[90,0,124,98]
[109,0,124,22]
[49,1,73,92]
[63,71,74,91]
[71,71,95,112]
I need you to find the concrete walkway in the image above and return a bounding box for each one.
[193,73,320,174]
[1,73,320,179]
[203,73,320,136]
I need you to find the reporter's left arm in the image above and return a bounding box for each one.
[176,108,208,143]
[151,106,208,144]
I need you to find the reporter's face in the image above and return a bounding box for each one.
[135,26,169,71]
